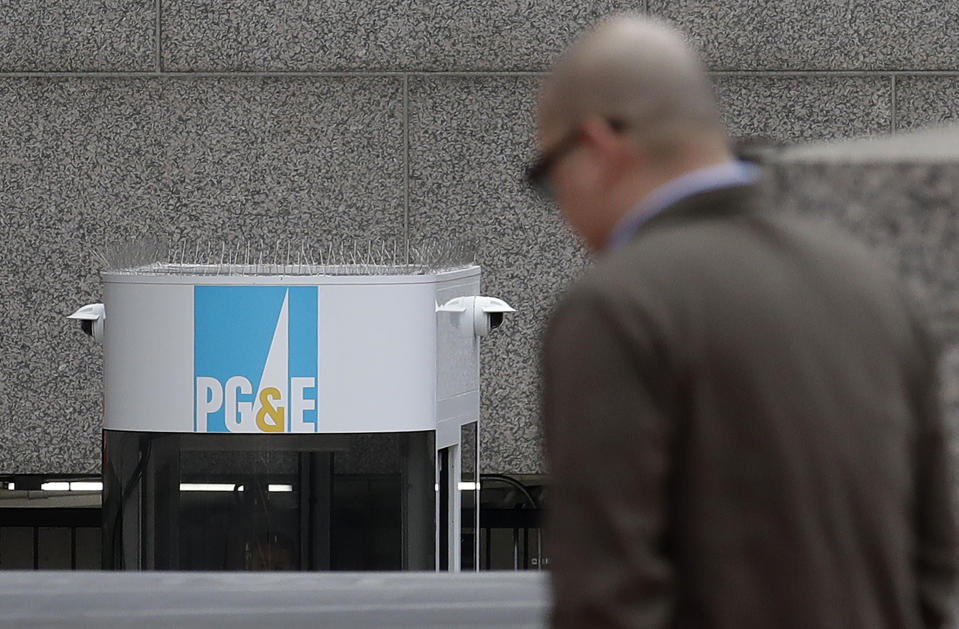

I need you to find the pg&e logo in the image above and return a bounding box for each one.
[194,286,318,433]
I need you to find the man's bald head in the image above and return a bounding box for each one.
[539,16,726,158]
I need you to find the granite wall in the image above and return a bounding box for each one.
[1,1,958,475]
[763,130,959,462]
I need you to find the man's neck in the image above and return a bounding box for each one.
[606,151,735,232]
[602,157,759,252]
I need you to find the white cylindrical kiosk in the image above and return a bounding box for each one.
[77,256,511,572]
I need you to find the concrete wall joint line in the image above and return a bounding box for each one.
[155,0,162,73]
[0,71,406,78]
[710,70,959,77]
[890,75,898,134]
[0,70,956,79]
[0,71,556,79]
[403,73,411,265]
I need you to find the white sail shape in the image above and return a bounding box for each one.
[251,290,289,433]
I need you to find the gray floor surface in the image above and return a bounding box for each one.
[0,571,549,628]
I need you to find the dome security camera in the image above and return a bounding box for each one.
[68,303,105,343]
[437,296,515,337]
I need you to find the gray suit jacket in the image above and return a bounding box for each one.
[542,184,958,628]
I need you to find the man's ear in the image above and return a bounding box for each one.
[579,115,619,151]
[580,115,641,177]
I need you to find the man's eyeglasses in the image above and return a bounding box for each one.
[525,118,628,189]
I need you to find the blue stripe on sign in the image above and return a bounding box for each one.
[288,286,318,432]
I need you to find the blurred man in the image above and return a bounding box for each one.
[535,15,958,629]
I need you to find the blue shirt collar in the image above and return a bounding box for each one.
[605,161,759,252]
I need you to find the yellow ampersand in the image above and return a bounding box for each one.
[256,387,285,433]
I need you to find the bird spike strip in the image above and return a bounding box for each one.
[97,237,477,276]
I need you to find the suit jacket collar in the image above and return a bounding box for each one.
[619,183,762,246]
[605,161,760,251]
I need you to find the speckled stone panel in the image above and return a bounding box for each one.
[160,0,638,72]
[715,76,893,144]
[0,77,405,474]
[0,0,155,71]
[407,73,896,473]
[896,76,959,131]
[408,76,589,474]
[761,162,959,431]
[154,78,405,244]
[649,0,959,71]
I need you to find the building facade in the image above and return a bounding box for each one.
[1,1,958,569]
